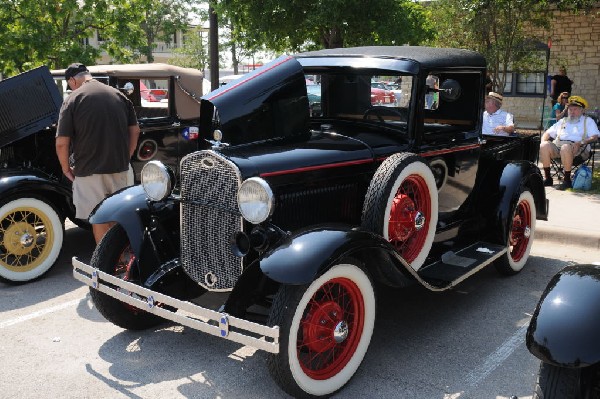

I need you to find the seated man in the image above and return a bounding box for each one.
[482,92,515,136]
[539,95,599,190]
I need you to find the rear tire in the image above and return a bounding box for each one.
[267,262,376,398]
[495,189,536,275]
[89,224,165,330]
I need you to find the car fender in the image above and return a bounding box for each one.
[526,264,600,368]
[89,185,152,255]
[493,161,547,243]
[259,225,414,286]
[0,170,74,218]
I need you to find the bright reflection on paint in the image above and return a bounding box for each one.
[292,243,303,252]
[552,296,563,306]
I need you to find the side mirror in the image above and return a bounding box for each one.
[438,79,462,102]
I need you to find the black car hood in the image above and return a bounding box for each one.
[200,56,310,146]
[219,131,375,180]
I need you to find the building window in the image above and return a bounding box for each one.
[516,72,545,94]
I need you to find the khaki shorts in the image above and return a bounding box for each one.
[73,167,133,219]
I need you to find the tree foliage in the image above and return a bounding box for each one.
[217,0,435,53]
[429,0,598,93]
[0,0,105,75]
[169,27,210,71]
[430,0,551,93]
[135,0,197,63]
[0,0,197,77]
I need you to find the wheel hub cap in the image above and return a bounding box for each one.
[389,194,419,241]
[414,211,425,231]
[524,225,531,238]
[333,321,349,343]
[3,222,36,255]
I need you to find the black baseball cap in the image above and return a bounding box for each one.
[64,63,89,81]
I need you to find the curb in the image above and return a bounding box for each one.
[536,224,600,249]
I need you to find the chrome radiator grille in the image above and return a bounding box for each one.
[180,151,243,291]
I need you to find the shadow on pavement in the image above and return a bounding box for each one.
[0,225,96,313]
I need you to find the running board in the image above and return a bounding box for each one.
[72,257,279,354]
[417,242,507,289]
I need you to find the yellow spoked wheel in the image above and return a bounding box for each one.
[0,198,63,283]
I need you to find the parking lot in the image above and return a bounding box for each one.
[3,222,597,399]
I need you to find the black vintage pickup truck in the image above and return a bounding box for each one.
[72,46,548,398]
[0,64,205,283]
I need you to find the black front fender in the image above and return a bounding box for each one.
[259,225,398,285]
[89,185,151,255]
[526,264,600,368]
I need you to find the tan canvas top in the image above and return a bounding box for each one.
[51,63,203,120]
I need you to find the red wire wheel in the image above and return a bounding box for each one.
[267,263,376,398]
[508,196,533,262]
[297,277,365,379]
[362,153,438,270]
[494,189,536,275]
[388,174,432,263]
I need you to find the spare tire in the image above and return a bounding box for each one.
[362,153,438,271]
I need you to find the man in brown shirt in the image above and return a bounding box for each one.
[56,63,140,243]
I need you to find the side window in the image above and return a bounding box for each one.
[423,72,479,132]
[141,78,169,108]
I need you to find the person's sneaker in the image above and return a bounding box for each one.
[557,180,572,190]
[543,177,553,186]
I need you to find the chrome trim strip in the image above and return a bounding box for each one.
[73,257,279,353]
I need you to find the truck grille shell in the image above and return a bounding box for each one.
[180,150,243,291]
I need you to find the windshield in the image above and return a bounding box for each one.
[304,72,413,129]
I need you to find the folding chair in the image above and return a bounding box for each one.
[550,140,597,181]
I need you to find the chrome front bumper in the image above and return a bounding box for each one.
[72,257,279,353]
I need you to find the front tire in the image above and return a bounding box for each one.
[0,198,64,283]
[533,362,600,399]
[89,224,165,330]
[495,189,536,275]
[267,263,376,398]
[362,153,438,271]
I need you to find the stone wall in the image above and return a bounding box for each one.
[506,6,600,129]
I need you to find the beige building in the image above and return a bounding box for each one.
[504,6,600,129]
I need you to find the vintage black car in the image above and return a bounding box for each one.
[0,64,204,283]
[72,46,549,398]
[526,264,600,398]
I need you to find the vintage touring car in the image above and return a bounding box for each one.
[0,64,205,283]
[73,46,549,398]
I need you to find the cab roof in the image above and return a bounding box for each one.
[295,46,487,70]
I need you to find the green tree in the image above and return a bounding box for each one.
[169,27,210,70]
[0,0,198,76]
[133,0,197,63]
[217,0,434,52]
[0,0,107,75]
[429,0,598,93]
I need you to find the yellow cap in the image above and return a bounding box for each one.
[567,95,588,109]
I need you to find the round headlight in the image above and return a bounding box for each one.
[237,177,274,224]
[141,161,173,201]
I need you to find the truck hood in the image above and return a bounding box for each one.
[219,131,375,180]
[200,56,310,146]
